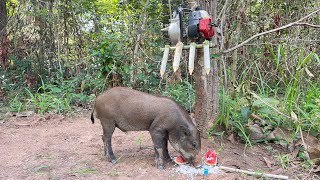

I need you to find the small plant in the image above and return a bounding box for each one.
[108,168,120,177]
[9,93,24,112]
[276,154,290,169]
[71,168,98,174]
[34,165,51,174]
[162,81,195,111]
[135,135,143,149]
[300,159,314,171]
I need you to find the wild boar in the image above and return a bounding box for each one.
[91,87,201,169]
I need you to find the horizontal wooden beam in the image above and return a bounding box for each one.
[160,42,217,51]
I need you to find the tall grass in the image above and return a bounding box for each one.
[9,76,95,114]
[216,45,319,145]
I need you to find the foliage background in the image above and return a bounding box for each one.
[0,0,319,142]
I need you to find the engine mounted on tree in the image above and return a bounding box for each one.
[166,4,215,44]
[160,1,216,77]
[187,8,215,41]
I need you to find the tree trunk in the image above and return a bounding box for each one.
[0,0,7,36]
[63,0,70,54]
[194,0,219,138]
[48,0,55,75]
[130,0,149,87]
[0,0,8,70]
[35,1,46,78]
[230,1,243,93]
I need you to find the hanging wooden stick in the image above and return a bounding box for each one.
[173,42,183,72]
[203,40,210,75]
[188,42,196,75]
[160,45,170,77]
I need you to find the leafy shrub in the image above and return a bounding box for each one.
[162,81,195,111]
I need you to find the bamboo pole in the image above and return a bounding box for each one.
[188,42,196,75]
[160,45,170,77]
[173,42,183,72]
[160,42,216,51]
[203,40,210,75]
[219,166,289,179]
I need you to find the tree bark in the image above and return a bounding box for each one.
[194,0,219,138]
[48,0,55,75]
[0,0,7,36]
[231,1,243,92]
[130,0,149,86]
[36,1,46,77]
[0,0,8,70]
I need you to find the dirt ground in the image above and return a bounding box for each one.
[0,112,316,180]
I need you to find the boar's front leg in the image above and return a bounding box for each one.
[150,129,168,169]
[101,121,117,164]
[163,136,171,162]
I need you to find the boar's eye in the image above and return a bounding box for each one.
[180,125,191,136]
[192,141,197,149]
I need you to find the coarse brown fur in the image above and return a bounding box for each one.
[91,87,201,169]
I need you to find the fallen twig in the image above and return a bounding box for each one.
[299,126,311,160]
[219,166,289,179]
[248,90,291,119]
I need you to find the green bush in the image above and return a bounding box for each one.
[162,81,195,111]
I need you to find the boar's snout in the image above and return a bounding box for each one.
[176,125,201,164]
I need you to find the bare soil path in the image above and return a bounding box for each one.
[0,112,308,179]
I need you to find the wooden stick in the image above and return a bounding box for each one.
[160,45,170,77]
[173,42,183,72]
[161,42,217,51]
[203,40,210,75]
[299,126,311,160]
[188,42,196,75]
[219,166,289,179]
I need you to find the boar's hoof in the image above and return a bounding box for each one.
[155,160,165,169]
[111,159,117,164]
[164,157,172,163]
[157,164,165,170]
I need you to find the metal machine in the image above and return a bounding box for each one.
[160,1,216,77]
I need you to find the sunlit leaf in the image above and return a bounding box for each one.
[256,106,272,115]
[297,52,314,70]
[314,54,320,64]
[241,106,251,121]
[305,67,314,78]
[291,111,298,121]
[252,98,279,107]
[50,87,62,93]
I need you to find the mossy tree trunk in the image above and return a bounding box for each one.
[194,0,219,138]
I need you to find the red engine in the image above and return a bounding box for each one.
[199,18,214,39]
[187,9,215,41]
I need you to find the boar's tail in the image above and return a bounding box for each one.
[91,111,95,124]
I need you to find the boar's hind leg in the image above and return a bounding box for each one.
[150,130,167,169]
[102,122,117,164]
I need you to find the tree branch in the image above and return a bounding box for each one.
[222,8,320,54]
[294,22,320,28]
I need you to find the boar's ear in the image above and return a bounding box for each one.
[180,125,191,136]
